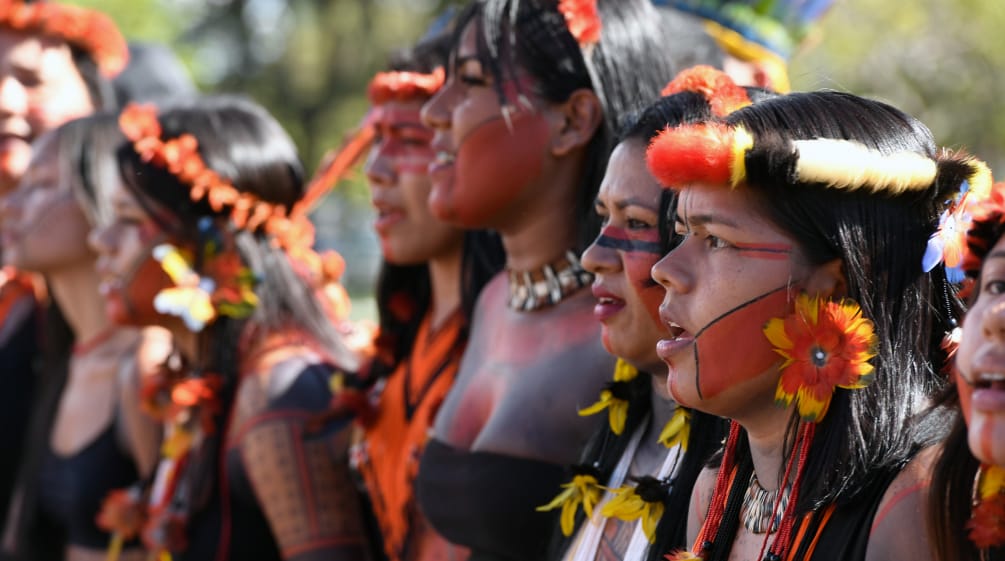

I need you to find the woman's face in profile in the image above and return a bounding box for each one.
[89,176,174,327]
[0,131,93,274]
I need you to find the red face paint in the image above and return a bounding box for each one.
[430,110,549,227]
[374,107,435,175]
[733,241,793,261]
[690,285,792,400]
[595,224,665,327]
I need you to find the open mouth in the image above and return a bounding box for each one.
[973,372,1005,390]
[666,321,689,340]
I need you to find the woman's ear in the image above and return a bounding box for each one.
[550,88,603,157]
[803,258,847,300]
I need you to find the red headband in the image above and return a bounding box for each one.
[0,0,128,78]
[367,67,445,105]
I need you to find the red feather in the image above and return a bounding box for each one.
[646,123,735,189]
[558,0,602,46]
[661,65,751,116]
[294,124,376,218]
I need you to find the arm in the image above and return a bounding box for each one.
[235,361,371,561]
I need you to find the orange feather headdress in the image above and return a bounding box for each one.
[0,0,128,78]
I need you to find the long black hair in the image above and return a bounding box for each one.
[452,0,721,249]
[720,91,967,516]
[548,90,778,560]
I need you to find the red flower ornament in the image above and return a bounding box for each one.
[764,293,877,422]
[968,464,1005,549]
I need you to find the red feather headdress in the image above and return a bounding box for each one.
[558,0,602,46]
[661,64,752,117]
[367,67,445,105]
[0,0,128,78]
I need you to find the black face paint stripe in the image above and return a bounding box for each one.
[596,233,663,254]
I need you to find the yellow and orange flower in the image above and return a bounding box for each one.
[536,474,604,537]
[968,464,1005,548]
[764,293,877,422]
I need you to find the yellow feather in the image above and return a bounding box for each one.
[730,127,753,188]
[793,139,937,194]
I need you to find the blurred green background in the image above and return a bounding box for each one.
[71,0,1005,317]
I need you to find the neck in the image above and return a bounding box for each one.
[740,405,794,491]
[498,156,585,271]
[633,374,678,475]
[47,258,113,343]
[427,248,462,329]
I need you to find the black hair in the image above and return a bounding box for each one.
[113,42,196,106]
[116,95,356,374]
[549,90,775,560]
[928,195,1005,561]
[370,28,506,383]
[69,46,116,111]
[719,91,964,516]
[453,0,722,249]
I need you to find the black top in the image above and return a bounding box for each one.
[416,438,567,561]
[178,363,356,561]
[36,426,140,550]
[0,302,38,534]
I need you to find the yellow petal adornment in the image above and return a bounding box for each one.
[729,126,753,188]
[980,465,1005,500]
[666,550,702,561]
[537,475,604,537]
[600,484,666,543]
[613,358,639,382]
[160,427,193,459]
[578,390,630,435]
[642,501,665,544]
[658,407,690,450]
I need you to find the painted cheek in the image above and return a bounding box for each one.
[692,285,792,400]
[597,226,665,327]
[116,255,174,326]
[433,111,549,227]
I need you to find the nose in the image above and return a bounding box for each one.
[981,298,1005,343]
[364,145,395,191]
[421,84,452,132]
[651,242,693,295]
[0,75,27,118]
[581,228,621,276]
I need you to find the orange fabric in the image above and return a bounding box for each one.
[359,311,464,561]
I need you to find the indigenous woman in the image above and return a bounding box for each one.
[88,98,371,561]
[549,67,760,561]
[357,33,504,561]
[647,90,985,560]
[415,2,719,560]
[0,1,126,530]
[928,181,1005,561]
[0,115,163,561]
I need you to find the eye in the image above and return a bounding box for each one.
[459,73,488,87]
[627,218,653,230]
[984,279,1005,296]
[704,234,730,250]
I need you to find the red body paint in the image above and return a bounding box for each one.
[733,241,793,261]
[429,111,549,227]
[692,285,791,400]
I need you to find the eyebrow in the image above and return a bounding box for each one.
[674,212,740,229]
[453,54,481,70]
[594,196,659,211]
[987,250,1005,261]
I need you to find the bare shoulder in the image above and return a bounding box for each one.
[687,466,719,546]
[865,446,938,561]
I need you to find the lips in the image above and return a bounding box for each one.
[656,307,695,363]
[592,283,625,322]
[372,205,405,234]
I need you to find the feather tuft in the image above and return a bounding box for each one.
[792,139,937,194]
[661,65,751,116]
[646,123,740,190]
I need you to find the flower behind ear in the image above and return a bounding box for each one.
[764,293,877,422]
